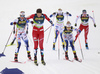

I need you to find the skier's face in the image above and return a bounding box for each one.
[37,13,42,17]
[20,15,25,19]
[83,12,86,16]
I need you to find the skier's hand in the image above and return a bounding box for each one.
[13,30,15,34]
[53,12,56,15]
[66,12,69,14]
[75,23,77,26]
[49,20,54,26]
[10,22,13,25]
[31,21,34,24]
[94,24,96,27]
[77,29,81,34]
[13,22,16,25]
[26,30,28,34]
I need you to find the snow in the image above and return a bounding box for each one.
[0,0,100,74]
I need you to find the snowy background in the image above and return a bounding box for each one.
[0,0,100,74]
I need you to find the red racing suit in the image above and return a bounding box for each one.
[75,14,95,43]
[27,13,52,58]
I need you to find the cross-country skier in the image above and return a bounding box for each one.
[74,10,96,49]
[27,8,54,65]
[10,11,31,62]
[63,21,79,61]
[49,8,72,50]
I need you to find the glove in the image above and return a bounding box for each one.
[75,23,77,26]
[10,22,13,25]
[53,12,56,15]
[66,12,69,14]
[13,30,15,34]
[26,20,29,23]
[31,21,34,24]
[50,15,53,17]
[13,22,16,25]
[94,24,96,27]
[66,12,72,16]
[26,30,28,34]
[49,20,54,26]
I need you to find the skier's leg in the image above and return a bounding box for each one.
[84,25,89,49]
[70,40,78,60]
[60,32,65,50]
[14,34,21,62]
[65,40,69,60]
[39,27,46,65]
[22,32,31,60]
[53,30,59,50]
[32,26,39,61]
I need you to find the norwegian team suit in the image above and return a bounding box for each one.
[27,13,53,61]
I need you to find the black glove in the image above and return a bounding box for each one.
[31,21,34,24]
[26,30,28,34]
[13,22,16,25]
[75,23,77,26]
[94,24,96,27]
[53,12,56,15]
[66,12,69,14]
[13,30,15,34]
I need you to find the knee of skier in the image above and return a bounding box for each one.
[17,42,21,49]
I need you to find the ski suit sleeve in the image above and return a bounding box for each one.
[49,12,56,17]
[44,14,54,26]
[27,14,35,19]
[66,12,72,16]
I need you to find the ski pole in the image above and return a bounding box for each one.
[78,36,84,60]
[58,32,60,60]
[2,30,13,54]
[44,25,52,32]
[46,26,52,43]
[92,11,95,20]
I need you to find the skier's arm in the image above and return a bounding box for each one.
[26,23,29,34]
[27,14,35,19]
[66,12,72,16]
[44,14,54,26]
[75,15,81,26]
[89,15,96,27]
[49,12,56,18]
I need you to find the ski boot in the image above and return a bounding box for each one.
[34,56,38,66]
[27,51,31,60]
[73,52,79,61]
[65,52,69,60]
[41,57,46,65]
[14,53,18,62]
[62,44,65,50]
[85,43,89,49]
[53,44,55,50]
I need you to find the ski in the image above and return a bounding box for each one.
[74,59,82,63]
[7,44,16,47]
[11,61,26,64]
[27,59,34,62]
[63,58,74,62]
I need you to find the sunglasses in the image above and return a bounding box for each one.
[20,15,25,17]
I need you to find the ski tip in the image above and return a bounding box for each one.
[11,61,26,64]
